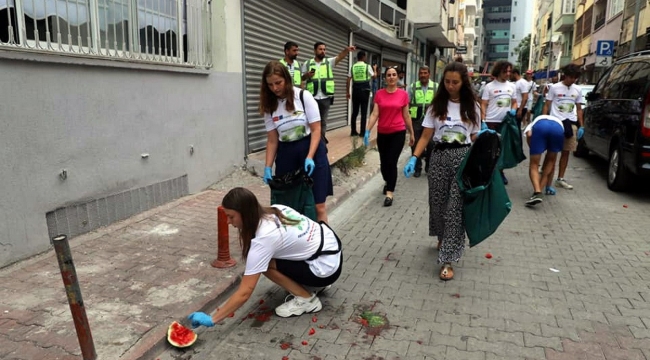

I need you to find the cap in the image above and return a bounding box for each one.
[525,69,534,74]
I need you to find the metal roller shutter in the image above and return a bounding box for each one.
[243,0,350,153]
[381,47,408,63]
[354,35,381,54]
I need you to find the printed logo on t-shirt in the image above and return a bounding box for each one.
[555,93,577,113]
[279,207,317,241]
[439,117,469,144]
[492,90,512,107]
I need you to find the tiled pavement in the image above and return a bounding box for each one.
[0,126,380,360]
[157,148,650,360]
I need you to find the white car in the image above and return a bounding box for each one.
[577,84,595,107]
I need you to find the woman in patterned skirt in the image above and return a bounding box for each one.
[403,62,481,280]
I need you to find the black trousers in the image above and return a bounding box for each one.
[350,88,370,135]
[377,130,406,192]
[315,98,332,135]
[411,120,433,172]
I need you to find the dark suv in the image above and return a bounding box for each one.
[576,51,650,191]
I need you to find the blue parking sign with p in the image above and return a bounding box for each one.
[596,40,615,56]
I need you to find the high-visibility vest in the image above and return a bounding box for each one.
[305,59,335,96]
[409,81,436,120]
[279,59,301,86]
[351,61,370,83]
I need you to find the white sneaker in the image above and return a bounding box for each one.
[275,294,322,318]
[555,178,574,189]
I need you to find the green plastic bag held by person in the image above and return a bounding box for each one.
[497,112,527,170]
[268,169,317,221]
[456,130,512,247]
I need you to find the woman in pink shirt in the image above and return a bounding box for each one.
[363,67,415,206]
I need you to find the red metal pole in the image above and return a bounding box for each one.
[211,205,237,268]
[52,235,97,360]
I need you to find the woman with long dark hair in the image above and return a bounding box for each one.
[187,187,342,326]
[404,62,481,280]
[259,60,333,222]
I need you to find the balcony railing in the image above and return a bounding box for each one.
[354,0,406,26]
[594,14,605,30]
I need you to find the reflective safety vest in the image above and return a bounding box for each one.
[409,81,436,120]
[305,59,335,96]
[351,61,370,83]
[279,58,301,86]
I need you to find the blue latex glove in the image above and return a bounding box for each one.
[481,122,488,130]
[188,312,214,328]
[477,128,495,137]
[577,127,585,140]
[304,158,315,176]
[263,166,273,184]
[509,109,516,116]
[363,130,370,147]
[403,156,417,178]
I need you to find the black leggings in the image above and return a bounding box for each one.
[377,130,406,192]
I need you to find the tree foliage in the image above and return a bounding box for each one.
[514,34,531,70]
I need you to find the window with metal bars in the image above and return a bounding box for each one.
[0,0,211,67]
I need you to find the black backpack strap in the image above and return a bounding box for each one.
[299,89,305,111]
[306,221,342,260]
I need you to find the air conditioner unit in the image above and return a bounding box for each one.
[397,19,414,41]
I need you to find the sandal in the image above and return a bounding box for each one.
[545,186,556,195]
[439,264,454,281]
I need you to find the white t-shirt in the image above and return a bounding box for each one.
[481,80,516,123]
[546,82,583,123]
[422,102,481,144]
[264,87,321,142]
[244,205,341,278]
[514,78,531,107]
[523,115,564,137]
[301,57,337,100]
[526,82,537,109]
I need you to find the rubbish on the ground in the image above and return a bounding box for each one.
[485,253,493,259]
[308,328,316,335]
[623,204,628,208]
[301,340,308,345]
[549,268,560,272]
[451,293,460,298]
[167,321,197,348]
[280,342,291,350]
[312,316,318,323]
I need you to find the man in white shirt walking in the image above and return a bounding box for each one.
[511,68,530,130]
[480,60,518,184]
[542,64,584,190]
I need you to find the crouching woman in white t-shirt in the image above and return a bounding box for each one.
[187,187,342,327]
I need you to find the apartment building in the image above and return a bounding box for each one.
[482,0,512,67]
[531,0,575,81]
[0,0,457,267]
[509,0,533,67]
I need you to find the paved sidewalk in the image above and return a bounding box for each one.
[0,129,382,360]
[156,148,650,360]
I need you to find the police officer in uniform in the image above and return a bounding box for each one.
[302,42,356,139]
[346,50,375,136]
[279,41,302,87]
[408,65,437,177]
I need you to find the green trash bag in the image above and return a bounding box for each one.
[497,113,527,170]
[531,96,545,120]
[268,169,317,221]
[456,130,512,247]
